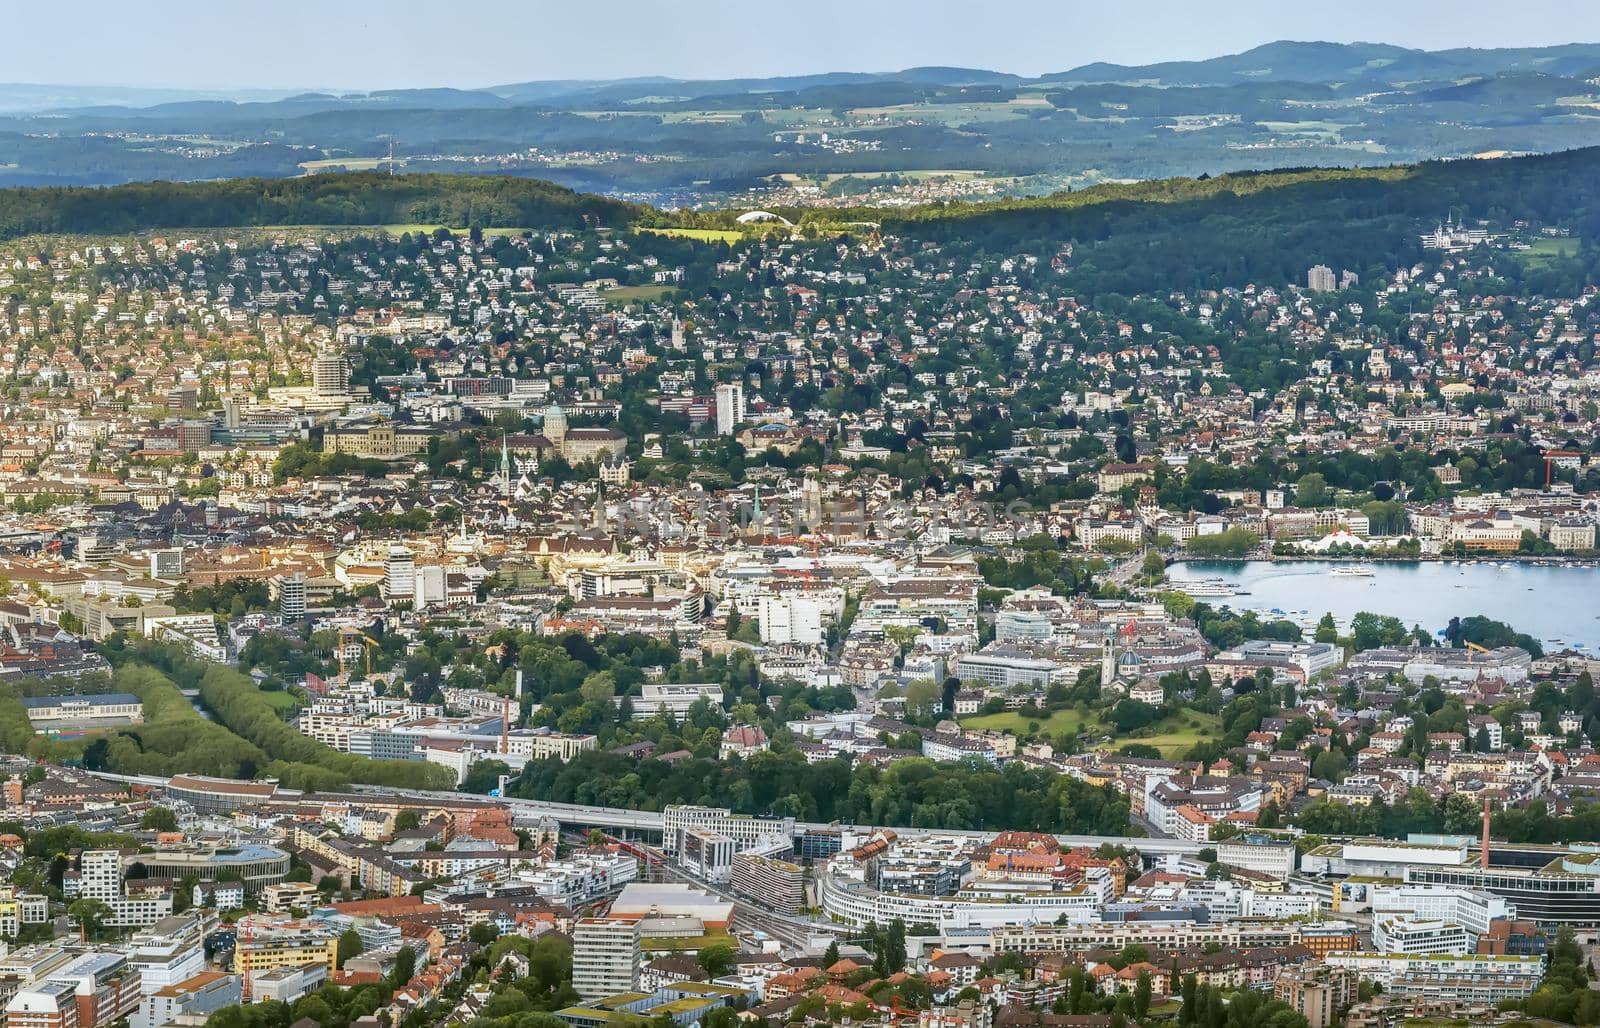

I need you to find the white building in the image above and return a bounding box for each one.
[1323,953,1543,1003]
[632,682,724,720]
[572,918,640,999]
[661,805,795,856]
[79,850,173,929]
[383,545,416,602]
[276,572,306,621]
[955,645,1057,690]
[715,382,745,436]
[1372,918,1473,956]
[131,971,239,1028]
[1216,837,1297,882]
[1368,884,1513,939]
[759,594,825,645]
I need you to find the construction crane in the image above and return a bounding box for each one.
[1544,449,1582,487]
[1465,641,1490,662]
[338,628,381,678]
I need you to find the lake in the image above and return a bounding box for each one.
[1166,559,1600,651]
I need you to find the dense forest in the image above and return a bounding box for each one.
[0,173,638,242]
[513,747,1132,833]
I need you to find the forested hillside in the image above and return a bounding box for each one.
[873,146,1600,295]
[2,145,1597,302]
[0,172,639,242]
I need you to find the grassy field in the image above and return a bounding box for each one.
[1519,236,1577,265]
[962,706,1219,759]
[639,227,746,242]
[847,99,1040,125]
[359,224,529,237]
[962,707,1107,737]
[1131,710,1222,758]
[603,284,674,304]
[259,690,300,714]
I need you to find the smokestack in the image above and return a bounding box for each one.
[501,695,511,755]
[1481,797,1491,870]
[516,669,524,698]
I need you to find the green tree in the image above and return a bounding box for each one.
[338,928,364,968]
[580,671,616,706]
[905,679,942,720]
[389,944,416,986]
[697,942,735,978]
[1311,748,1347,783]
[69,898,113,939]
[140,806,179,832]
[1295,473,1329,507]
[1135,971,1153,1020]
[886,918,907,973]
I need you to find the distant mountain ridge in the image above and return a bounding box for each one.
[4,40,1600,196]
[1049,39,1600,86]
[6,40,1599,116]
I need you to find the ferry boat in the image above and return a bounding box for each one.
[1329,566,1376,578]
[1181,578,1240,597]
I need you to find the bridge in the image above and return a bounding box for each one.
[85,770,1207,856]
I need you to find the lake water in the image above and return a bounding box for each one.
[1166,560,1600,651]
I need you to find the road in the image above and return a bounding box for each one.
[580,831,843,953]
[1106,551,1149,589]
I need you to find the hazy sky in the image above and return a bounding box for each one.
[11,0,1600,91]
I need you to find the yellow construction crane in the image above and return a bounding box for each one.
[1465,641,1490,662]
[338,628,381,678]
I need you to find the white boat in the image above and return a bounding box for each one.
[1182,579,1239,597]
[1329,566,1376,578]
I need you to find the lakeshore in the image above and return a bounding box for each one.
[1167,559,1600,650]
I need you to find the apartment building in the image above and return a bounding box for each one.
[7,954,141,1028]
[1324,953,1543,1003]
[661,806,796,856]
[129,972,239,1028]
[572,918,640,1000]
[1274,965,1356,1028]
[76,851,172,929]
[0,888,50,939]
[230,918,339,977]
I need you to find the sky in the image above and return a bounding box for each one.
[9,0,1600,92]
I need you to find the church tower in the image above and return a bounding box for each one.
[1101,636,1116,686]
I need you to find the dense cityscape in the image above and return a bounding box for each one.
[6,13,1600,1028]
